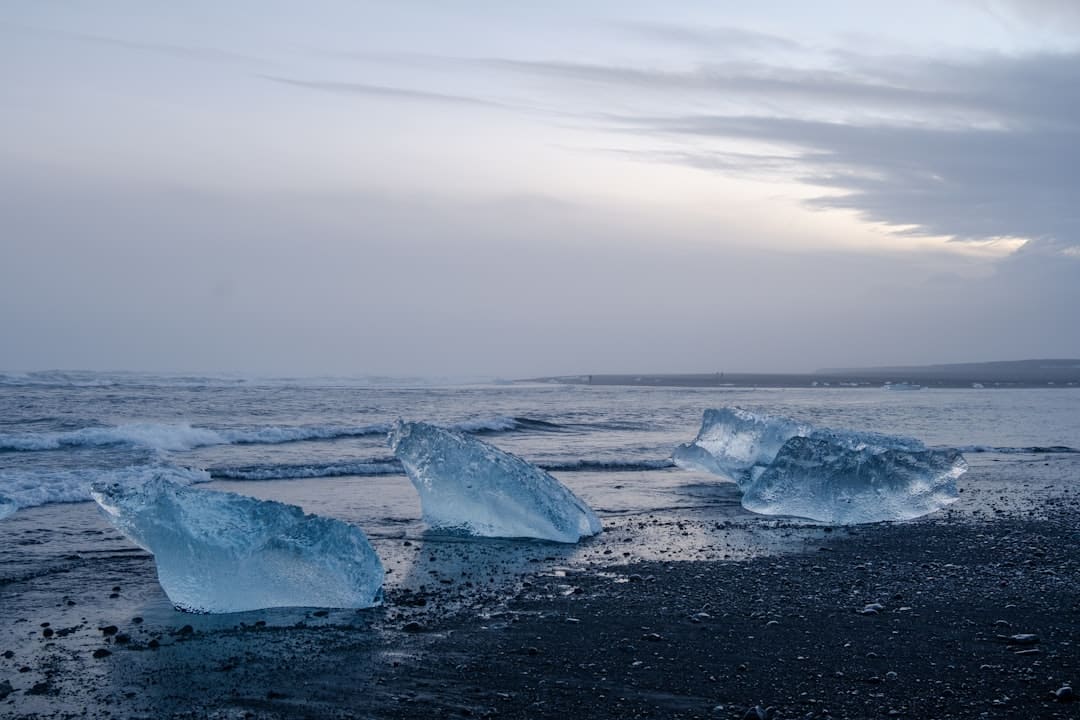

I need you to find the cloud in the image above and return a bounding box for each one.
[258,74,505,107]
[0,21,266,67]
[616,21,806,55]
[472,48,1079,249]
[971,0,1080,29]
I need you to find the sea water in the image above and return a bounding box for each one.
[1,373,1077,612]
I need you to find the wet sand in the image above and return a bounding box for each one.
[2,454,1078,719]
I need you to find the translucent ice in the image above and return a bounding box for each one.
[90,474,383,613]
[741,435,966,524]
[0,495,15,521]
[388,421,602,543]
[673,408,811,486]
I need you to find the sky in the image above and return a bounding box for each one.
[2,1,1078,377]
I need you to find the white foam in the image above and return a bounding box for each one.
[448,416,520,433]
[0,422,391,452]
[0,464,210,514]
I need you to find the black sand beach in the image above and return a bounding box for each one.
[3,456,1078,720]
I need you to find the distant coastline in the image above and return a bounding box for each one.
[524,359,1080,389]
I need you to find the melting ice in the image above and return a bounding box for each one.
[676,408,966,523]
[388,420,602,543]
[741,435,966,524]
[673,407,810,486]
[91,474,384,613]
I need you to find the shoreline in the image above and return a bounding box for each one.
[5,518,1079,717]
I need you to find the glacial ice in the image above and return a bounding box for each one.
[90,474,384,613]
[388,421,602,543]
[674,407,966,523]
[0,495,15,521]
[673,407,811,486]
[741,435,966,524]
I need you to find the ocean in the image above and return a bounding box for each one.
[2,373,1078,607]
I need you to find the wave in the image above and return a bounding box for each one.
[539,458,676,472]
[0,465,209,514]
[955,444,1079,455]
[209,459,403,481]
[0,422,392,453]
[209,455,676,481]
[0,414,588,454]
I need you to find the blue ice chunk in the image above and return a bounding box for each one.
[388,421,602,543]
[90,474,383,613]
[741,435,966,524]
[673,407,811,486]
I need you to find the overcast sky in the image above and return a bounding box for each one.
[2,1,1078,377]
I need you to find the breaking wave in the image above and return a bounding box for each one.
[0,422,393,452]
[0,414,635,454]
[0,464,210,514]
[209,459,403,481]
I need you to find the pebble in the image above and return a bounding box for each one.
[0,679,12,699]
[92,648,112,659]
[1055,686,1075,702]
[1004,633,1039,645]
[402,621,424,633]
[100,625,119,637]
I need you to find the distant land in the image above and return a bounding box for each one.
[525,359,1080,389]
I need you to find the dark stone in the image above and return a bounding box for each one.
[0,679,13,699]
[1055,686,1076,702]
[42,628,53,638]
[92,648,112,659]
[177,625,194,636]
[403,621,424,633]
[27,681,51,696]
[100,625,119,636]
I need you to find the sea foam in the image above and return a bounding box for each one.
[0,464,210,515]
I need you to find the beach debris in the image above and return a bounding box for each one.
[675,407,966,524]
[388,421,602,543]
[90,473,384,613]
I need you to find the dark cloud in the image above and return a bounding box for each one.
[478,49,1079,248]
[640,114,1079,243]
